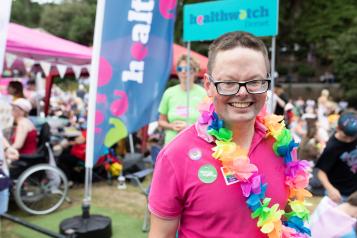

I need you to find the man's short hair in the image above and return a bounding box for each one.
[207,31,270,74]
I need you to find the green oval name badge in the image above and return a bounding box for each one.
[198,164,218,184]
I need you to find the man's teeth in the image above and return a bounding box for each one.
[230,102,251,108]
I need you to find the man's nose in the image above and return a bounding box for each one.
[235,85,249,96]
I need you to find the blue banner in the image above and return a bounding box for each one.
[93,0,177,162]
[184,0,279,41]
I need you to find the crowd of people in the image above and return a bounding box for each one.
[0,31,356,238]
[0,74,91,214]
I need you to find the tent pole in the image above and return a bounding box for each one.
[129,134,135,154]
[44,72,54,117]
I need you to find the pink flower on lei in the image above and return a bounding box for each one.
[282,226,310,238]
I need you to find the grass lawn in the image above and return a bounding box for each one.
[0,178,323,238]
[1,181,149,238]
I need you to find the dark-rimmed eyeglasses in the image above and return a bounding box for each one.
[207,74,271,96]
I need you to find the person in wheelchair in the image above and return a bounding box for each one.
[3,98,39,179]
[0,130,17,215]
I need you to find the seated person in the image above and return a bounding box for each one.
[3,98,37,155]
[3,98,38,178]
[1,128,20,214]
[311,191,357,238]
[57,130,87,183]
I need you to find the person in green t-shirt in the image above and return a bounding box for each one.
[158,55,206,144]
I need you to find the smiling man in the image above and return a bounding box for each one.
[148,32,310,238]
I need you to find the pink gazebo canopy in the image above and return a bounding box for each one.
[6,23,208,76]
[6,23,92,65]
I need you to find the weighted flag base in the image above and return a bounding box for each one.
[59,205,112,238]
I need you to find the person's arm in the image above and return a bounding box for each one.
[317,169,342,203]
[158,114,186,132]
[148,214,179,238]
[158,114,173,130]
[274,94,286,108]
[2,136,10,149]
[2,137,19,161]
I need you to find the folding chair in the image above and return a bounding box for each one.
[124,145,161,232]
[125,168,153,232]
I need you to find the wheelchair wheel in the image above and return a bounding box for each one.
[14,164,69,215]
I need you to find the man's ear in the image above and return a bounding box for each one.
[203,74,214,97]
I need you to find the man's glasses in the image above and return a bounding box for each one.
[207,74,271,96]
[176,66,194,73]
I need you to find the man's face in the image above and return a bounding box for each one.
[204,47,268,126]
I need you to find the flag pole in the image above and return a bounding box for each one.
[83,0,106,209]
[59,1,112,237]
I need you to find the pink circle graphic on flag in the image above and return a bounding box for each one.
[196,15,204,25]
[110,90,128,117]
[96,93,107,104]
[98,57,112,87]
[159,0,177,19]
[131,43,148,61]
[95,110,104,125]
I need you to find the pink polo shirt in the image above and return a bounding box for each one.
[149,121,289,238]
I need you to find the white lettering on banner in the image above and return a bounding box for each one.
[128,10,153,24]
[122,61,144,83]
[132,24,150,44]
[122,0,155,84]
[132,0,154,12]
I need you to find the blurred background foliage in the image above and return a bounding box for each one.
[10,0,357,105]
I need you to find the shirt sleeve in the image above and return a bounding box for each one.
[148,150,182,219]
[315,140,336,173]
[158,89,170,115]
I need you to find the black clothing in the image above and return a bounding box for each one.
[274,93,289,115]
[315,135,357,196]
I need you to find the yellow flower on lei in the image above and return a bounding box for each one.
[257,204,285,235]
[212,140,248,163]
[289,188,312,202]
[264,115,285,139]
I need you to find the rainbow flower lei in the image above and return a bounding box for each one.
[198,103,312,238]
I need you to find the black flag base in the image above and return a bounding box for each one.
[59,204,112,238]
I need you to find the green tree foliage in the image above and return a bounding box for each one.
[174,0,211,55]
[11,0,43,27]
[40,0,96,45]
[279,0,357,58]
[9,0,357,105]
[327,17,357,107]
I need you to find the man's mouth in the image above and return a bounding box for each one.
[228,102,253,108]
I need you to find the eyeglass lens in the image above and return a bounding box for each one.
[217,80,269,95]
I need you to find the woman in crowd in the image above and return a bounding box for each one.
[158,54,206,144]
[7,81,25,100]
[3,98,37,156]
